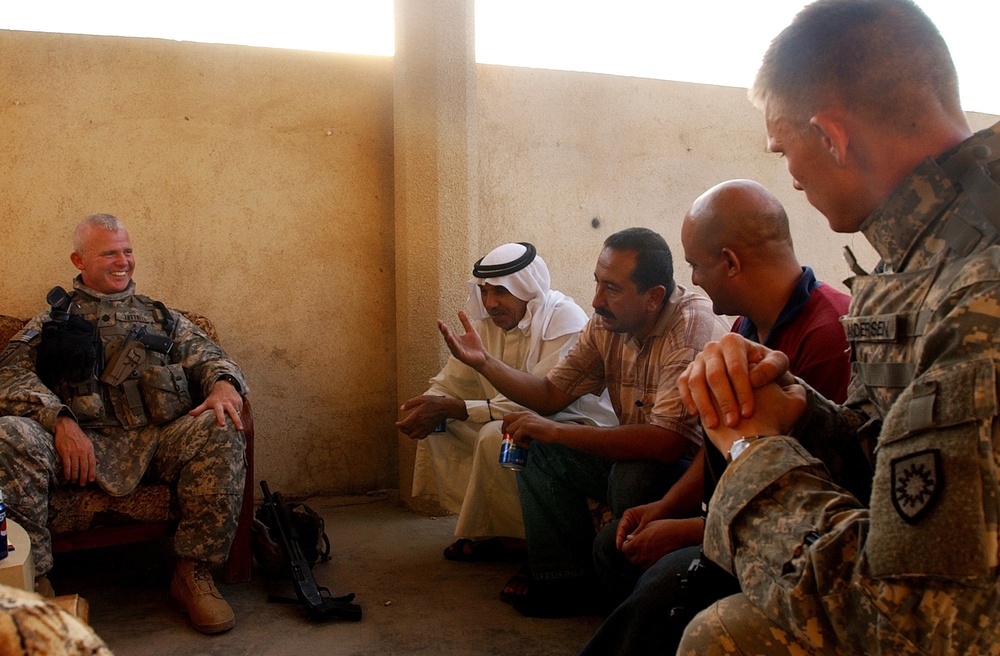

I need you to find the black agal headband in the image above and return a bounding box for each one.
[472,242,537,278]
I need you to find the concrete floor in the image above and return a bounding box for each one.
[49,492,606,656]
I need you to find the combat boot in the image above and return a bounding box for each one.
[169,559,235,634]
[34,574,55,597]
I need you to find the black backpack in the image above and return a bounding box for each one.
[252,500,331,576]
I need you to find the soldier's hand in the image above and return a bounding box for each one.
[678,333,792,429]
[191,379,244,430]
[53,415,97,486]
[703,381,807,456]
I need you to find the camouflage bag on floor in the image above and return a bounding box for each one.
[252,499,331,575]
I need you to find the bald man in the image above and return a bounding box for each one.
[581,180,850,656]
[682,179,851,403]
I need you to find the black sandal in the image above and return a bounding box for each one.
[499,563,532,604]
[510,576,607,618]
[444,538,520,562]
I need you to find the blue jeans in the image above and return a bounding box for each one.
[593,516,646,604]
[580,545,741,655]
[516,440,689,581]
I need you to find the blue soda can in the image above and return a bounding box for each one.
[499,433,528,471]
[432,419,448,433]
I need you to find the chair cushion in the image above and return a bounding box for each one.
[0,315,26,345]
[48,485,177,534]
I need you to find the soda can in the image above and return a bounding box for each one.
[499,432,528,471]
[0,490,8,561]
[431,419,448,433]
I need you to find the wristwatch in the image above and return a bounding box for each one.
[216,374,242,394]
[728,435,766,462]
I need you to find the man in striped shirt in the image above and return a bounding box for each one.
[438,227,728,617]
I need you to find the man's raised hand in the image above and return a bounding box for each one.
[438,311,489,369]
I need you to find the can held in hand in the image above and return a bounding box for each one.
[0,490,8,561]
[499,432,528,471]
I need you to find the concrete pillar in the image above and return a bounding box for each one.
[393,0,478,509]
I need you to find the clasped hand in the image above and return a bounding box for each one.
[678,333,806,454]
[616,498,705,569]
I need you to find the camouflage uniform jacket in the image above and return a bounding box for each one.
[0,277,248,496]
[703,122,1000,654]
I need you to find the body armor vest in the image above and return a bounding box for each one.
[58,292,181,429]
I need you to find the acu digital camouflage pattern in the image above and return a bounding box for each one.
[683,124,1000,655]
[0,278,248,575]
[0,583,113,656]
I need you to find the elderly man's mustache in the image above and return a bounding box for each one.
[595,308,616,319]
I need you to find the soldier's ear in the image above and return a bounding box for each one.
[810,111,850,166]
[70,252,85,271]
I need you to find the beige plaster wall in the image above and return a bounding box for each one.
[1,30,996,500]
[0,30,397,497]
[474,65,999,308]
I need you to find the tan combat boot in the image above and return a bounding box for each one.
[34,574,55,597]
[169,559,235,634]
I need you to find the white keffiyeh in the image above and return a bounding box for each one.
[464,243,587,371]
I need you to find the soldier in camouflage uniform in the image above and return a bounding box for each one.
[0,214,248,635]
[675,1,1000,654]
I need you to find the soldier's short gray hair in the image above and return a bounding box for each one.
[73,213,126,253]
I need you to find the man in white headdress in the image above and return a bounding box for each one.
[398,242,617,561]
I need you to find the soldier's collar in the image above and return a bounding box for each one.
[72,276,137,302]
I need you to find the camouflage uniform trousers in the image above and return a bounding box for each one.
[678,584,1000,655]
[0,411,246,575]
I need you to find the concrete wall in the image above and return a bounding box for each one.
[474,65,997,306]
[1,29,996,498]
[0,31,398,496]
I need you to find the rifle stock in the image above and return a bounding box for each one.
[259,481,362,622]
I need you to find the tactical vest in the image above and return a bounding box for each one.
[841,126,1000,462]
[58,291,183,429]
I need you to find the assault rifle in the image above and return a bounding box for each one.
[259,481,362,622]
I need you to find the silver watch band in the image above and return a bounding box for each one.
[728,435,767,462]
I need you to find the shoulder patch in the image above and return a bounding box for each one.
[11,328,40,343]
[0,328,39,365]
[891,449,942,524]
